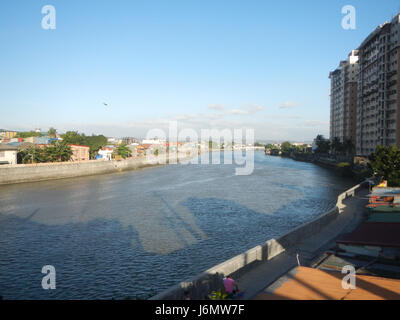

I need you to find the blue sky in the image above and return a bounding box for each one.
[1,0,400,141]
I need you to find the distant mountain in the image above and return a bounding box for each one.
[255,139,313,145]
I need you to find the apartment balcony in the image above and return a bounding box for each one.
[386,70,397,78]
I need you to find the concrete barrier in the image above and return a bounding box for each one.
[0,153,196,185]
[150,180,368,300]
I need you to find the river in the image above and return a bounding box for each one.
[0,152,355,299]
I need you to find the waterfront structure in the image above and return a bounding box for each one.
[98,147,114,160]
[329,50,359,146]
[107,137,122,145]
[142,139,163,145]
[127,144,140,157]
[121,137,138,145]
[330,13,400,156]
[68,144,90,161]
[0,129,17,139]
[0,144,18,165]
[356,14,400,155]
[22,136,51,144]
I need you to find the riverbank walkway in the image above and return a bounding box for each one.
[235,187,369,300]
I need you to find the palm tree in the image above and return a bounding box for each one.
[331,137,342,154]
[116,144,132,159]
[45,141,72,162]
[315,135,330,154]
[343,139,355,156]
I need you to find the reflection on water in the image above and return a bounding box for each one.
[0,152,355,299]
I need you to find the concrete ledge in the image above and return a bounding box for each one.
[0,153,196,185]
[150,181,368,300]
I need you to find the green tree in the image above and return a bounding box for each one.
[85,134,108,158]
[369,145,400,186]
[295,144,308,153]
[61,131,107,159]
[18,146,45,163]
[15,131,42,138]
[61,131,86,145]
[343,139,355,155]
[45,141,72,162]
[331,137,343,154]
[281,141,292,153]
[18,142,72,163]
[47,127,57,138]
[116,143,132,159]
[315,135,330,154]
[154,149,159,156]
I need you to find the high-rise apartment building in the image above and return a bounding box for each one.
[356,15,400,155]
[329,50,359,145]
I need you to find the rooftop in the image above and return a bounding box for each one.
[255,266,400,300]
[0,144,19,151]
[337,222,400,248]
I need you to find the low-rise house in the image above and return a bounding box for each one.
[0,130,17,139]
[127,144,139,157]
[142,139,164,145]
[107,137,122,145]
[0,145,18,165]
[98,147,114,160]
[22,136,51,144]
[22,136,36,144]
[68,144,90,162]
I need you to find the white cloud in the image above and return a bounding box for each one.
[226,109,249,115]
[279,101,300,109]
[244,104,265,113]
[208,104,225,111]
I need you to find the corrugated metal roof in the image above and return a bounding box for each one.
[367,213,400,223]
[255,266,400,300]
[337,223,400,248]
[370,188,400,196]
[0,144,18,150]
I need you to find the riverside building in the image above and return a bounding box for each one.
[356,15,400,155]
[329,50,359,146]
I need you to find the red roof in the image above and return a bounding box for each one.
[67,144,90,148]
[337,222,400,248]
[166,142,183,147]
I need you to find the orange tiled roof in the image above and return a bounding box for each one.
[255,266,400,300]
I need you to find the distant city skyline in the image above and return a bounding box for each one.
[2,0,400,140]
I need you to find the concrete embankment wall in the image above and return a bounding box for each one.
[150,181,367,300]
[0,153,194,185]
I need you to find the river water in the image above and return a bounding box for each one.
[0,152,355,299]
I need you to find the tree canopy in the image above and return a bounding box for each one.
[61,131,107,158]
[315,135,331,154]
[280,141,292,153]
[369,145,400,187]
[15,131,42,138]
[18,141,72,164]
[47,127,57,138]
[116,143,132,159]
